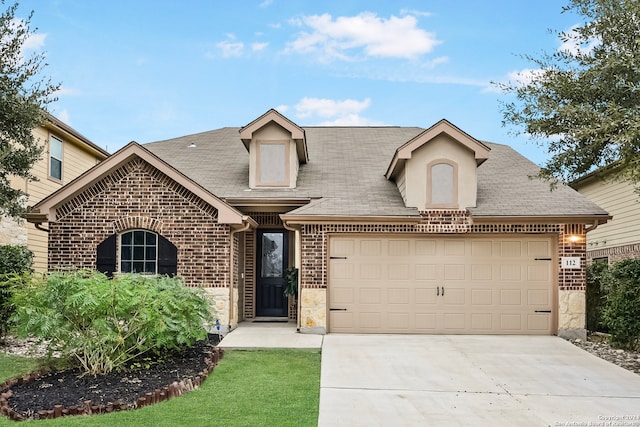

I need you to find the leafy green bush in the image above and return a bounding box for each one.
[0,245,34,275]
[586,261,609,333]
[11,271,213,375]
[0,245,33,340]
[602,259,640,350]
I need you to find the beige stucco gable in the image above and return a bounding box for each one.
[239,109,308,189]
[385,119,490,211]
[27,142,248,226]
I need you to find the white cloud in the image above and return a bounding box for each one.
[259,0,273,7]
[252,42,269,52]
[23,32,46,50]
[286,12,441,61]
[399,9,433,18]
[285,97,384,126]
[55,86,82,96]
[558,25,600,56]
[317,114,386,126]
[216,34,244,57]
[294,97,371,119]
[484,68,546,93]
[56,109,71,124]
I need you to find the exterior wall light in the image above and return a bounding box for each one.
[568,235,582,243]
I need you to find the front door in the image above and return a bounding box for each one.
[256,229,289,317]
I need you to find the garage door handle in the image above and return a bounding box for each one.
[330,256,347,260]
[442,286,445,296]
[535,310,551,313]
[437,286,439,296]
[330,308,347,311]
[535,258,552,261]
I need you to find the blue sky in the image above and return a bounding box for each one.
[16,1,582,165]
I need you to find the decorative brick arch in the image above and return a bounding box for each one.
[112,216,164,234]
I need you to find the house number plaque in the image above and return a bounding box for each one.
[561,257,581,269]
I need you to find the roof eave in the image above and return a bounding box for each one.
[44,113,110,158]
[31,142,246,225]
[281,214,422,225]
[471,214,612,225]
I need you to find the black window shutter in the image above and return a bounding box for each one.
[96,234,117,277]
[157,235,178,276]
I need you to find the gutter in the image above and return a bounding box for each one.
[282,218,302,332]
[23,212,49,232]
[228,216,257,332]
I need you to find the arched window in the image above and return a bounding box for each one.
[427,160,458,208]
[120,230,157,274]
[96,230,177,277]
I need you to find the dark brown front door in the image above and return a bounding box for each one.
[256,229,289,317]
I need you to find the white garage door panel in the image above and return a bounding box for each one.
[329,236,554,334]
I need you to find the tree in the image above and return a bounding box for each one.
[497,0,640,186]
[0,0,59,219]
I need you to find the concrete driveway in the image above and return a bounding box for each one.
[319,335,640,426]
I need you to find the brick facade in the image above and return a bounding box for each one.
[299,214,587,292]
[586,243,640,265]
[48,157,232,288]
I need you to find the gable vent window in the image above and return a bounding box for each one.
[257,141,289,186]
[49,135,63,181]
[428,161,458,208]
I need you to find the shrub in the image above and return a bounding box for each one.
[0,245,33,340]
[0,245,34,275]
[602,259,640,350]
[11,270,213,375]
[585,261,609,333]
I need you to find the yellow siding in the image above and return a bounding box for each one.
[22,126,104,272]
[578,176,640,250]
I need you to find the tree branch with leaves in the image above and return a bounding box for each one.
[496,0,640,186]
[0,0,59,219]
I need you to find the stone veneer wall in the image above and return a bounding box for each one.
[0,216,27,246]
[299,210,588,336]
[48,157,232,290]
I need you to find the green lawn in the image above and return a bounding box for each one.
[0,349,321,426]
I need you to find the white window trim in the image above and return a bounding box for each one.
[48,135,64,182]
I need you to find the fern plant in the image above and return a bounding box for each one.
[11,271,213,375]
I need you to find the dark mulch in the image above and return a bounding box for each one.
[1,334,221,420]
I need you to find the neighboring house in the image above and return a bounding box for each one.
[1,114,109,272]
[571,165,640,265]
[26,110,609,339]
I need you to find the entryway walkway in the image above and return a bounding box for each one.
[217,321,323,349]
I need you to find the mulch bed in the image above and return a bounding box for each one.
[0,334,222,421]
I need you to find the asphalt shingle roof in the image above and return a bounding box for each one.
[143,126,608,218]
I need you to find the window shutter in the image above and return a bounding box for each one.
[96,234,117,277]
[157,235,178,276]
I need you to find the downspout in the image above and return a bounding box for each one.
[282,219,302,331]
[35,223,49,233]
[229,217,254,333]
[585,220,601,233]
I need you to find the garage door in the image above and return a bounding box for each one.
[328,235,554,334]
